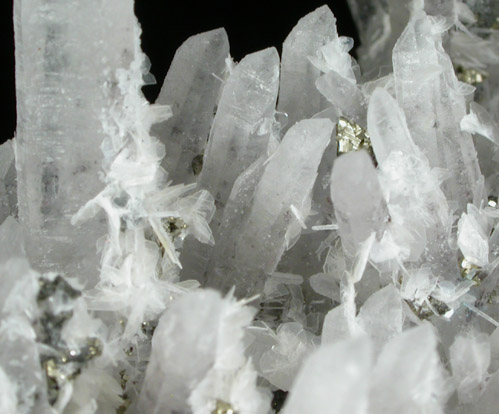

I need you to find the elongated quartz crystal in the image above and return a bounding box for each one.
[14,0,137,283]
[393,11,484,210]
[179,47,280,282]
[153,29,230,185]
[278,5,337,130]
[206,119,333,298]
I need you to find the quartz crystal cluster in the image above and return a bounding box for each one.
[3,0,499,413]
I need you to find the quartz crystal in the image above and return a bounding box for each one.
[206,119,333,297]
[153,29,230,185]
[179,47,280,284]
[14,0,138,284]
[278,6,337,129]
[5,1,499,413]
[393,10,484,210]
[330,150,388,256]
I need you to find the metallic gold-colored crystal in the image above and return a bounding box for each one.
[456,66,489,86]
[212,400,237,414]
[336,117,376,164]
[405,296,451,320]
[120,369,129,391]
[164,216,188,240]
[461,258,482,285]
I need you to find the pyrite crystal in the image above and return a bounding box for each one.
[3,1,499,413]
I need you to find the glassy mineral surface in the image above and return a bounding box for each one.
[3,1,499,413]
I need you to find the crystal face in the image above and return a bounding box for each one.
[3,1,499,413]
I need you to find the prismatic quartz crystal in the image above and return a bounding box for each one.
[3,1,499,413]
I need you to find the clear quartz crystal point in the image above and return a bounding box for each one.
[179,47,280,282]
[153,29,230,185]
[330,150,388,256]
[14,0,137,283]
[278,5,337,130]
[393,10,484,211]
[206,119,333,298]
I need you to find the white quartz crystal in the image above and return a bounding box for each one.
[331,150,388,256]
[278,5,337,129]
[283,337,371,414]
[393,9,484,210]
[206,119,333,297]
[153,29,230,185]
[179,47,280,284]
[14,0,139,284]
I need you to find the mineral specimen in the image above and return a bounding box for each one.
[4,0,499,413]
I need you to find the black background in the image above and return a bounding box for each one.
[0,1,358,145]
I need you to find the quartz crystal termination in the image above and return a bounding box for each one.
[153,29,229,185]
[393,10,484,210]
[278,5,337,130]
[14,0,137,283]
[179,47,280,283]
[206,119,333,298]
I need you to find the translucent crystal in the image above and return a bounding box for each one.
[393,10,484,210]
[179,47,280,283]
[282,337,371,414]
[450,332,491,404]
[206,119,333,298]
[278,5,337,129]
[14,0,139,284]
[136,290,265,414]
[153,29,230,185]
[369,324,448,413]
[330,150,388,256]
